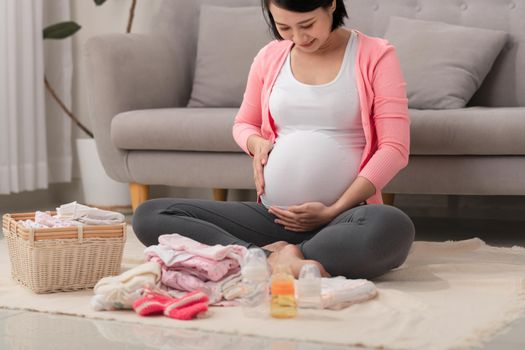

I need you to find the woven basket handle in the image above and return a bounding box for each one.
[28,225,84,244]
[29,227,35,244]
[77,225,84,242]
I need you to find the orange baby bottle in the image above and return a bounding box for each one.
[270,264,297,318]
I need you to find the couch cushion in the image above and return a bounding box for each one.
[111,108,241,152]
[187,5,272,107]
[112,107,525,155]
[384,16,507,109]
[410,107,525,155]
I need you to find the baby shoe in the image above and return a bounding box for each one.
[164,290,209,320]
[132,287,175,316]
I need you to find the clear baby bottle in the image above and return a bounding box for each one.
[240,247,270,317]
[296,263,322,309]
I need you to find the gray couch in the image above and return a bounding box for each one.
[84,0,525,211]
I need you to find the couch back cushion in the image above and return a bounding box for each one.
[187,6,271,107]
[152,0,524,107]
[345,0,525,107]
[151,0,260,107]
[383,16,507,109]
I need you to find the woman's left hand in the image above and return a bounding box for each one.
[268,202,337,232]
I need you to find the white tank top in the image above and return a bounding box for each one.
[261,31,365,209]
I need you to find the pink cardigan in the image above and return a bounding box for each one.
[232,31,410,205]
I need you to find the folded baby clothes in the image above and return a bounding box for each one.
[57,201,125,225]
[161,268,210,292]
[145,234,247,305]
[321,276,378,310]
[91,261,162,311]
[145,245,240,282]
[20,211,81,229]
[157,234,246,263]
[161,269,242,304]
[172,272,243,306]
[219,273,243,300]
[20,202,125,229]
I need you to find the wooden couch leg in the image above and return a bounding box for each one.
[213,188,228,201]
[130,183,149,212]
[382,193,395,206]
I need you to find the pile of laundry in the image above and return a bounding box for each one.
[20,201,125,228]
[91,234,247,320]
[144,234,246,305]
[90,233,379,320]
[91,261,210,320]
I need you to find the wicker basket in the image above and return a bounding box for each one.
[3,212,126,294]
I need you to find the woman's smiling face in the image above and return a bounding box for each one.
[268,0,336,53]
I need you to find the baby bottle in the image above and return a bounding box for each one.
[240,248,270,317]
[296,264,322,309]
[270,264,297,318]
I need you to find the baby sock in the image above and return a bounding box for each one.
[164,290,209,320]
[133,288,176,316]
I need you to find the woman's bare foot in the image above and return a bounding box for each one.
[262,240,288,252]
[267,244,331,278]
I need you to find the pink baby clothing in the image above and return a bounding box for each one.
[171,255,239,281]
[132,287,209,320]
[21,202,125,229]
[145,234,247,304]
[158,234,246,262]
[21,211,80,229]
[163,290,209,320]
[145,244,240,282]
[161,269,242,304]
[161,268,210,292]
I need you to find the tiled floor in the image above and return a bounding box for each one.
[1,208,525,349]
[0,309,358,350]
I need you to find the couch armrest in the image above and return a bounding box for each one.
[83,33,187,182]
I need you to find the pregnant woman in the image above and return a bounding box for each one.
[132,0,415,279]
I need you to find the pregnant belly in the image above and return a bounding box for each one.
[260,130,361,209]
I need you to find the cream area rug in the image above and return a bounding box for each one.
[1,229,525,350]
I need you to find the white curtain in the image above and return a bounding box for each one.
[0,0,72,194]
[44,0,73,183]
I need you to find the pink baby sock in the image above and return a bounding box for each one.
[164,290,209,320]
[133,288,175,316]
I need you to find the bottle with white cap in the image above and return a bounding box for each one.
[296,263,323,309]
[240,247,271,317]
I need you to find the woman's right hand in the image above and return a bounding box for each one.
[247,135,273,197]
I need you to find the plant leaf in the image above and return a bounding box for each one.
[43,21,81,39]
[94,0,107,5]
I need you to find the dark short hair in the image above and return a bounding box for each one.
[261,0,348,40]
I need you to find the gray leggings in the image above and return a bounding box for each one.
[132,198,415,279]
